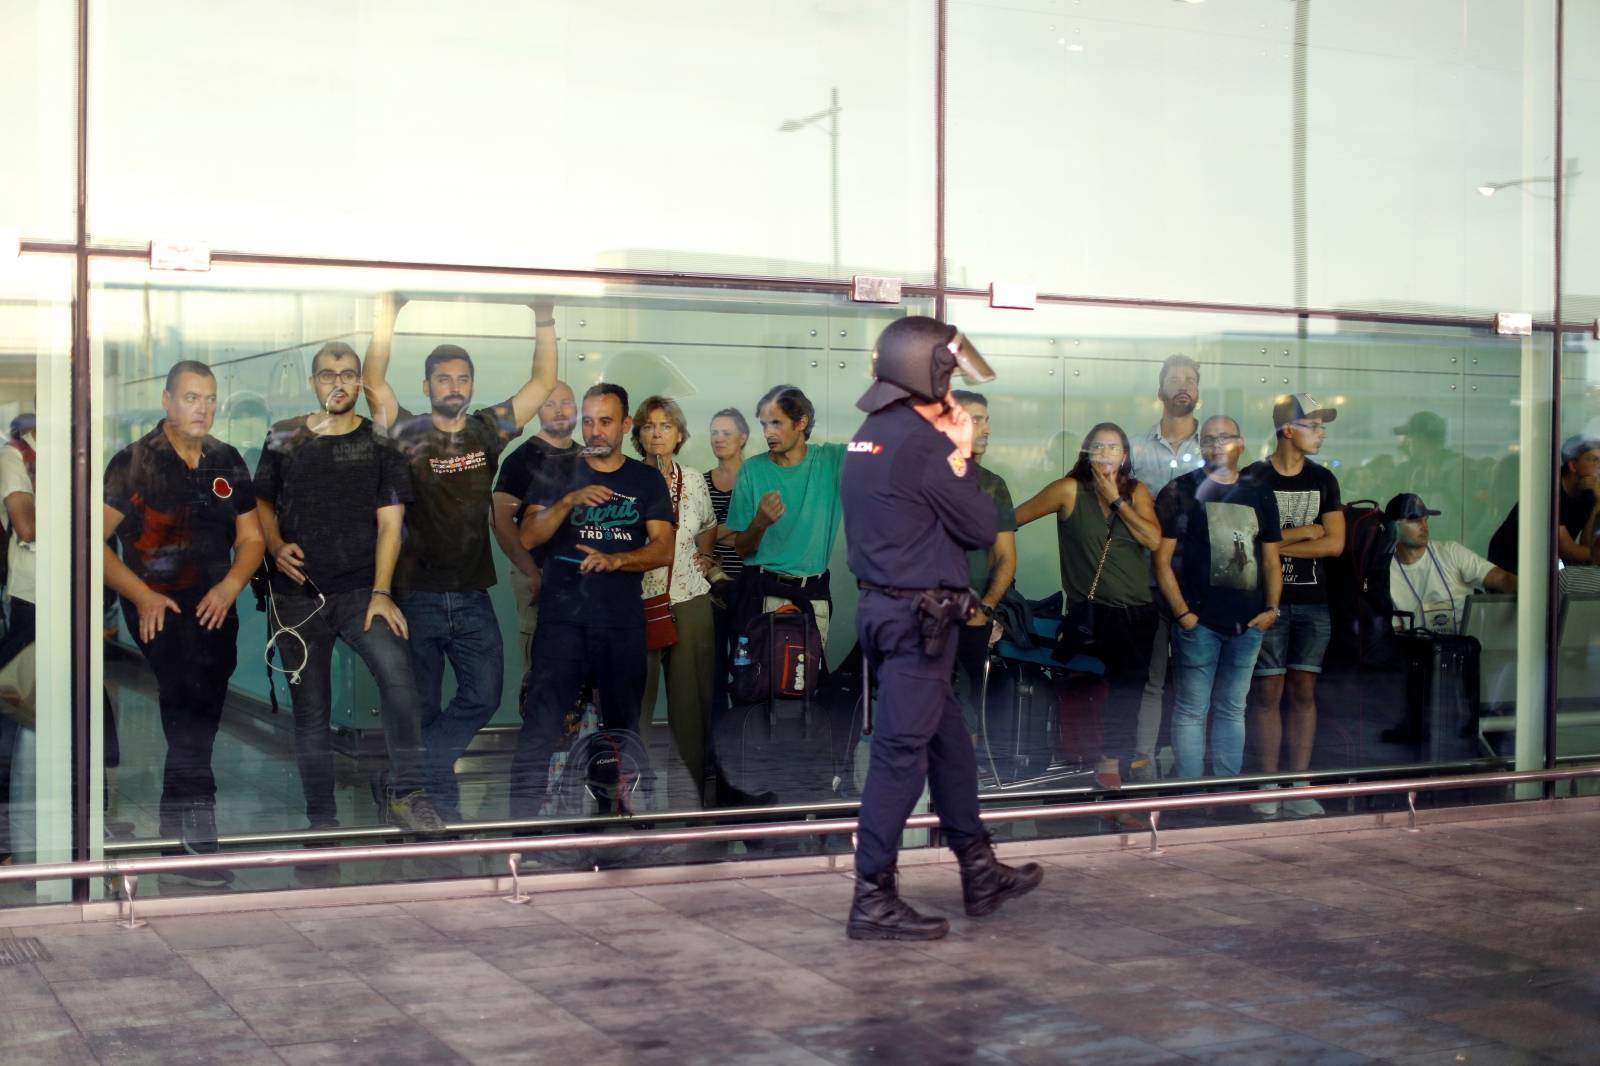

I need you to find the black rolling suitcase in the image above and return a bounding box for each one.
[1387,628,1482,762]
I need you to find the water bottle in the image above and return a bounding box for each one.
[733,636,751,668]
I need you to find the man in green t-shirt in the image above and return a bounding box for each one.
[726,384,844,644]
[952,390,1017,720]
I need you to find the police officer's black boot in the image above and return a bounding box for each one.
[846,867,950,941]
[954,834,1042,918]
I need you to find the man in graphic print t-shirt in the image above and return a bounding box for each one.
[508,383,674,818]
[1242,394,1344,820]
[362,292,558,821]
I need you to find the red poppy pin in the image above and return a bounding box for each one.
[212,477,233,499]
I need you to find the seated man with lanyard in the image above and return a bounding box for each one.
[1387,493,1517,634]
[725,384,845,645]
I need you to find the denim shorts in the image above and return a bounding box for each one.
[1253,602,1332,676]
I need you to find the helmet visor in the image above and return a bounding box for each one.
[948,332,996,386]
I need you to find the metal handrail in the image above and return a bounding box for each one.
[101,758,1508,854]
[12,764,1600,891]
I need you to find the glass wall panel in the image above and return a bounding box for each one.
[86,0,935,281]
[949,298,1547,827]
[0,253,73,904]
[1555,331,1600,772]
[0,0,77,239]
[946,0,1555,317]
[92,258,930,893]
[1562,2,1600,322]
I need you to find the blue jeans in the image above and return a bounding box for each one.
[1170,622,1264,780]
[398,589,504,821]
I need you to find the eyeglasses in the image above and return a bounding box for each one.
[314,369,360,386]
[1085,442,1124,454]
[1200,434,1242,446]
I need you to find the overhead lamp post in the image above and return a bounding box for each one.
[779,87,842,276]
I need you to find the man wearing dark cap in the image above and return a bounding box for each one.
[841,316,1041,940]
[1244,394,1343,819]
[1393,411,1466,535]
[363,293,558,821]
[1487,436,1600,572]
[1389,493,1516,635]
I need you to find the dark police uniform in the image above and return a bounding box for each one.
[842,402,998,879]
[104,421,255,838]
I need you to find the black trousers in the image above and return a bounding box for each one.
[854,590,982,879]
[275,587,427,826]
[125,602,238,836]
[509,622,647,819]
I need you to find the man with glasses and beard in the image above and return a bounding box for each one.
[508,383,674,818]
[1154,415,1282,785]
[1128,355,1205,782]
[254,341,445,837]
[362,293,558,821]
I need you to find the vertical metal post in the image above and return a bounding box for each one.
[117,873,145,929]
[933,0,947,320]
[1545,0,1566,798]
[503,853,529,904]
[1404,791,1421,834]
[1145,809,1163,856]
[829,85,840,278]
[69,0,93,904]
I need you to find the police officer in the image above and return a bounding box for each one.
[841,316,1043,940]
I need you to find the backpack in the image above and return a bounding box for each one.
[1327,499,1399,666]
[731,603,826,707]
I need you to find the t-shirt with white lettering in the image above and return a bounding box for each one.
[527,456,674,628]
[386,401,521,593]
[1388,540,1495,633]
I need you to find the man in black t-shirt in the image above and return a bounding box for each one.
[1487,435,1600,572]
[103,361,266,887]
[255,342,445,836]
[491,379,581,673]
[507,384,674,818]
[1155,415,1282,784]
[1243,394,1344,819]
[363,293,558,821]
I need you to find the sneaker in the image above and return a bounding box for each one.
[159,803,234,888]
[389,790,448,834]
[1280,788,1325,819]
[1126,753,1159,784]
[1250,782,1282,819]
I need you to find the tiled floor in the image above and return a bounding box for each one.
[4,808,1599,1064]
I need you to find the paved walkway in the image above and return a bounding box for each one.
[1,809,1598,1065]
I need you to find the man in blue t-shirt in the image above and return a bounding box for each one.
[507,383,674,818]
[1155,415,1282,783]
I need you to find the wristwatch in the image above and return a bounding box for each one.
[1268,606,1281,619]
[1109,497,1128,512]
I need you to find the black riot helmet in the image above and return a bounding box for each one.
[856,316,996,414]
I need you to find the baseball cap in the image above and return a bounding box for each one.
[1560,434,1600,464]
[1393,411,1447,442]
[1384,493,1441,521]
[1272,393,1338,428]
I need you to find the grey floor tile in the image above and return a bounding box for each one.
[1181,1032,1376,1065]
[84,1018,287,1066]
[0,960,66,1013]
[274,1028,469,1065]
[152,912,315,951]
[396,896,562,935]
[32,926,179,982]
[280,914,448,950]
[53,971,238,1033]
[225,978,409,1046]
[182,940,360,993]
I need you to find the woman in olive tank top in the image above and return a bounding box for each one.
[1016,423,1163,803]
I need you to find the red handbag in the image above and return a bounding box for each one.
[643,464,681,651]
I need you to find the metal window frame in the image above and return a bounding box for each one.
[12,0,1583,901]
